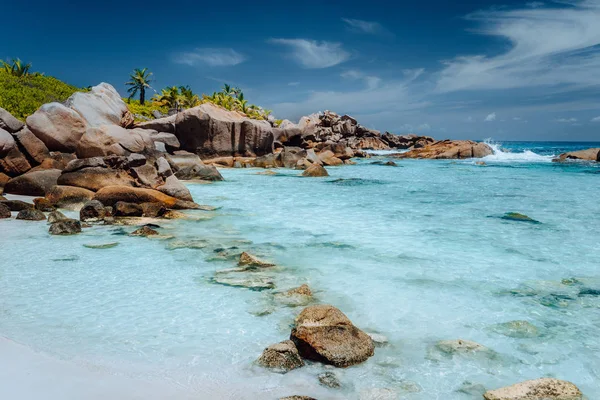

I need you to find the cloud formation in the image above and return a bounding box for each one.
[342,18,388,35]
[341,69,381,89]
[436,1,600,92]
[484,112,497,122]
[591,116,600,122]
[269,39,351,68]
[173,48,245,67]
[555,117,578,123]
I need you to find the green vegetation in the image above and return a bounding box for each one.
[152,85,200,110]
[125,68,153,105]
[1,58,32,77]
[0,61,84,120]
[201,84,273,120]
[126,99,168,121]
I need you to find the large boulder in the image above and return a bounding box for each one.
[26,103,87,152]
[14,127,51,164]
[143,103,275,158]
[45,185,95,208]
[0,145,31,176]
[57,167,136,192]
[257,340,304,373]
[302,164,329,177]
[290,305,374,367]
[157,175,193,201]
[395,140,493,159]
[93,185,198,209]
[483,378,582,400]
[0,203,10,218]
[80,200,111,222]
[280,147,307,168]
[0,128,16,157]
[0,107,25,133]
[76,125,154,158]
[555,148,600,162]
[174,164,223,181]
[65,83,129,128]
[16,208,46,221]
[4,169,62,196]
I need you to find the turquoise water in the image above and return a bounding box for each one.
[1,142,599,399]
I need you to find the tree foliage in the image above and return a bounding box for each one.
[125,68,153,105]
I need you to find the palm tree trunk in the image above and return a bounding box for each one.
[140,88,145,105]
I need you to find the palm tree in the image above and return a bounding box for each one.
[1,58,32,77]
[126,68,153,105]
[179,85,200,108]
[152,86,180,109]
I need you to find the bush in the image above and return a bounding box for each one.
[125,99,169,121]
[0,71,84,120]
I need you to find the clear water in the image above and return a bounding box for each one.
[1,141,600,399]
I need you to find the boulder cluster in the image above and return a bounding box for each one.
[0,83,221,202]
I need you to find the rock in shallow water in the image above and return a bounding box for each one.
[318,371,341,388]
[290,304,374,368]
[238,252,276,269]
[489,320,540,338]
[256,340,304,373]
[16,209,46,221]
[501,212,540,224]
[211,275,275,291]
[47,210,68,223]
[274,284,313,307]
[483,378,582,400]
[130,226,159,237]
[49,219,82,235]
[0,203,10,218]
[83,242,119,249]
[302,164,329,177]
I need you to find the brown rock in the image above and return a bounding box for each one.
[157,175,193,201]
[80,200,111,222]
[274,284,314,307]
[93,185,198,209]
[239,252,275,269]
[16,208,46,221]
[302,164,329,177]
[483,378,583,400]
[14,127,51,164]
[174,164,224,181]
[4,169,62,196]
[76,125,154,158]
[318,150,344,166]
[130,164,163,188]
[279,397,316,400]
[57,167,136,192]
[395,140,493,159]
[113,201,143,217]
[0,199,33,211]
[46,185,95,208]
[0,203,10,218]
[0,146,32,176]
[49,219,82,235]
[0,172,10,189]
[555,148,600,162]
[290,305,375,367]
[34,197,56,212]
[256,340,305,373]
[130,226,159,236]
[47,210,69,223]
[140,202,166,218]
[63,157,108,173]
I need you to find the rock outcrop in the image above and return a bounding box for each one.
[290,305,374,367]
[4,169,62,196]
[483,378,582,400]
[49,219,82,235]
[394,140,493,159]
[0,107,25,133]
[554,148,600,162]
[93,186,198,209]
[256,340,305,373]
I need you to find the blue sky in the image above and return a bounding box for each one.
[3,0,600,140]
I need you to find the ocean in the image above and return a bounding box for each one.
[0,141,599,399]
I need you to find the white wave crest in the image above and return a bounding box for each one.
[480,141,554,163]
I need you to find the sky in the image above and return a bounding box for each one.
[3,0,600,141]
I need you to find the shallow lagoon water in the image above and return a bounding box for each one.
[1,142,600,399]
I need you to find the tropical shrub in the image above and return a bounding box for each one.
[0,70,84,120]
[125,99,168,121]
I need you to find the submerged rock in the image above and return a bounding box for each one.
[279,397,316,400]
[83,242,119,249]
[489,320,540,338]
[432,339,497,360]
[16,209,46,221]
[238,252,276,269]
[359,388,398,400]
[318,372,341,389]
[501,212,540,224]
[483,378,583,400]
[256,340,304,373]
[274,284,314,307]
[211,275,275,291]
[456,381,487,397]
[49,219,82,235]
[290,304,374,367]
[130,226,159,237]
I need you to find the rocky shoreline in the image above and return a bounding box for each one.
[0,83,588,400]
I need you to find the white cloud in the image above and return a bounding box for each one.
[341,69,381,89]
[172,48,245,67]
[342,18,388,35]
[591,116,600,122]
[268,39,351,69]
[466,116,474,122]
[436,1,600,92]
[288,82,300,86]
[555,117,578,123]
[484,112,497,122]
